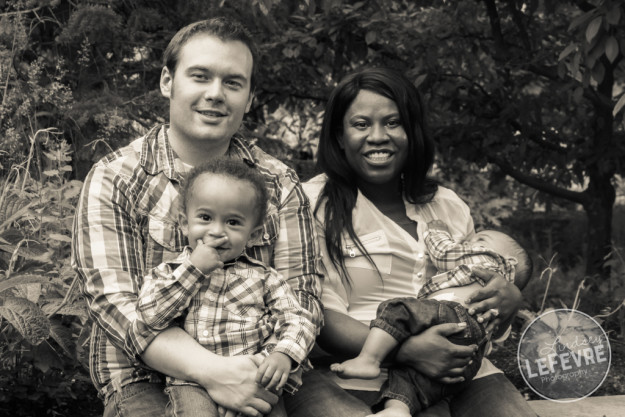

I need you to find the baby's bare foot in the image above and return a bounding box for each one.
[330,356,381,379]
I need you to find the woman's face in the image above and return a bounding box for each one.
[340,89,409,187]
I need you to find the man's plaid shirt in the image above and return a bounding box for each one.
[71,125,322,401]
[136,248,316,387]
[419,228,516,299]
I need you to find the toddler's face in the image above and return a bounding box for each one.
[182,173,260,262]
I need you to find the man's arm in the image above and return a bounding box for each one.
[142,327,277,417]
[72,163,162,357]
[271,181,324,329]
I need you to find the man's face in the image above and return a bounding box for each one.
[161,34,254,148]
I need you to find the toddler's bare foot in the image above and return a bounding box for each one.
[366,399,411,417]
[330,356,381,379]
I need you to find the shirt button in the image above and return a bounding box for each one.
[263,233,270,240]
[417,253,424,259]
[208,294,216,302]
[417,272,423,278]
[202,330,209,337]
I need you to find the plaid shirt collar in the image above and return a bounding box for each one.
[139,125,257,181]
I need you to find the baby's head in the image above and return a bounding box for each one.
[180,159,268,262]
[472,230,533,288]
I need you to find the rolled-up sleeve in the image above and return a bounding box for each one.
[72,163,163,360]
[272,180,324,330]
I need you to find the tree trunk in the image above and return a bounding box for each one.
[584,56,617,280]
[583,174,615,278]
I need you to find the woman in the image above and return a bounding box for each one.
[284,67,536,417]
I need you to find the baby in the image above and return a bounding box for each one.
[137,159,316,417]
[331,220,531,417]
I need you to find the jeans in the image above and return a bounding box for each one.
[283,369,371,417]
[371,297,486,413]
[285,369,537,417]
[103,381,168,417]
[166,384,287,417]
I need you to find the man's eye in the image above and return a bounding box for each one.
[191,73,207,81]
[225,80,242,89]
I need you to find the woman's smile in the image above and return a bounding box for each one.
[363,150,395,164]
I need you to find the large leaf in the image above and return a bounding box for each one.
[0,231,51,261]
[48,318,75,359]
[0,297,50,345]
[0,275,52,294]
[585,16,602,43]
[605,36,619,63]
[42,298,89,324]
[0,192,32,225]
[14,283,42,303]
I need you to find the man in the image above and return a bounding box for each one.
[72,17,323,417]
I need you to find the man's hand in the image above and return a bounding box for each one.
[256,351,292,392]
[395,323,477,384]
[197,354,278,417]
[189,235,227,274]
[465,267,522,335]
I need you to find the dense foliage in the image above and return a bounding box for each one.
[0,0,624,413]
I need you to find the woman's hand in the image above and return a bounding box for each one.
[395,323,478,384]
[465,267,523,335]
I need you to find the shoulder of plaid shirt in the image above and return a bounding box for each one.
[70,123,323,400]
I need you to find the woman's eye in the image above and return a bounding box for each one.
[387,119,402,128]
[227,219,241,226]
[352,121,368,129]
[199,214,211,221]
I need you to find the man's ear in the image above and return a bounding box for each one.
[245,91,254,113]
[160,66,173,98]
[179,211,188,236]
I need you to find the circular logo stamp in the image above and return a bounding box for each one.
[517,308,611,402]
